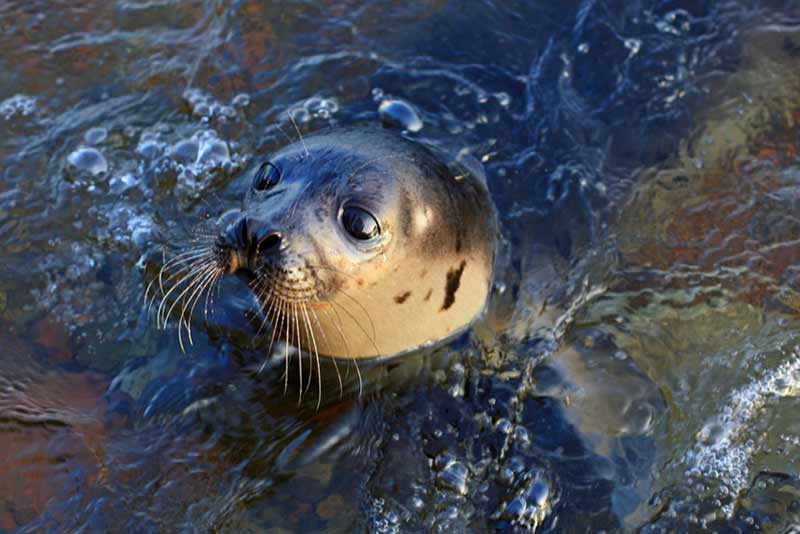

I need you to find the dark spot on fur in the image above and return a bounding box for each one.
[420,268,428,277]
[440,261,466,311]
[394,291,412,304]
[424,289,433,301]
[455,235,462,253]
[357,278,365,286]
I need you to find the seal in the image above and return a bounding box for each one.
[204,127,498,362]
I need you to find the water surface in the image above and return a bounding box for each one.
[1,0,800,532]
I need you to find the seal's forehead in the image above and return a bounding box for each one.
[270,140,409,189]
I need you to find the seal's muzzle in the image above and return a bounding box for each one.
[217,217,283,274]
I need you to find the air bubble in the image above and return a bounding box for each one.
[136,133,166,159]
[84,127,108,145]
[195,131,230,167]
[502,497,527,520]
[109,172,139,194]
[171,139,199,163]
[67,147,108,176]
[378,99,423,132]
[289,107,310,124]
[0,94,36,119]
[435,455,469,495]
[495,418,513,434]
[304,96,339,119]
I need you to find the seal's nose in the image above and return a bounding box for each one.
[222,217,282,255]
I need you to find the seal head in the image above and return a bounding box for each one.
[216,127,496,360]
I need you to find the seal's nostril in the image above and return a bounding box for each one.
[259,232,282,254]
[239,218,249,246]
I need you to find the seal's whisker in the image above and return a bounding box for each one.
[203,269,223,323]
[157,249,214,294]
[301,302,323,410]
[304,265,379,302]
[289,180,314,219]
[159,260,212,329]
[284,298,291,396]
[258,294,285,376]
[161,246,214,269]
[308,304,343,398]
[319,303,362,397]
[145,248,212,315]
[254,283,278,338]
[302,304,314,397]
[292,300,304,404]
[352,350,363,398]
[176,264,217,352]
[276,123,295,146]
[328,299,382,360]
[179,264,217,337]
[288,110,309,158]
[156,262,206,327]
[337,290,377,348]
[154,256,215,323]
[182,265,221,347]
[248,277,269,322]
[160,259,216,331]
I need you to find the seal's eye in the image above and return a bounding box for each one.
[341,206,380,241]
[253,162,280,191]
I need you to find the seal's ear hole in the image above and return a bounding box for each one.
[253,162,281,191]
[341,206,380,241]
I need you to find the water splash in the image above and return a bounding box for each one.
[684,348,800,517]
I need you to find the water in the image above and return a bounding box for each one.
[1,0,800,532]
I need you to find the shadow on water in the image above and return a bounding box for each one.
[1,0,800,531]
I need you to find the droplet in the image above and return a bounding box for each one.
[378,99,423,132]
[577,42,590,54]
[67,147,108,176]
